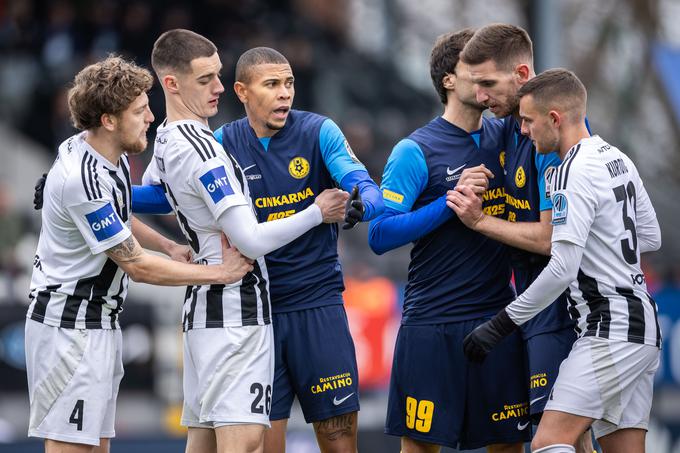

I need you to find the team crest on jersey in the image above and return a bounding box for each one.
[86,203,123,241]
[544,166,556,198]
[515,166,526,188]
[551,193,568,225]
[200,166,234,203]
[288,157,310,179]
[344,139,361,164]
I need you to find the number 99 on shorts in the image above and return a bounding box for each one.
[405,396,434,433]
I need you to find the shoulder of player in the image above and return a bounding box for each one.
[164,122,225,164]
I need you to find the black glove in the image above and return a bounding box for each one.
[342,186,364,230]
[33,173,47,210]
[463,309,518,362]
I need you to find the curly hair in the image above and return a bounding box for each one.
[68,56,153,131]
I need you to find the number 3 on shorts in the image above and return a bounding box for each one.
[69,399,84,431]
[405,396,434,433]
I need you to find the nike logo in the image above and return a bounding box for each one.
[530,395,545,406]
[517,420,530,431]
[446,164,466,176]
[332,393,354,406]
[242,164,257,173]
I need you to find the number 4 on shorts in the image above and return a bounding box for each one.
[69,400,84,431]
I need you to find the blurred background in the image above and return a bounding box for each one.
[1,0,680,451]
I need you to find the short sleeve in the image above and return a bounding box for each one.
[142,155,162,185]
[379,139,428,213]
[535,152,561,211]
[550,160,598,247]
[63,176,131,255]
[319,119,366,183]
[190,155,249,221]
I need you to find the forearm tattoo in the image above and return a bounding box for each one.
[106,235,142,263]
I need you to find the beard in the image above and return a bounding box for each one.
[121,135,147,155]
[492,94,520,118]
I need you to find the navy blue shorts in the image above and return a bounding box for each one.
[525,327,576,419]
[385,318,531,450]
[270,305,360,423]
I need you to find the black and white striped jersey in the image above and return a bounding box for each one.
[28,133,132,329]
[143,119,271,330]
[550,135,661,347]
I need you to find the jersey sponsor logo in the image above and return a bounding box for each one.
[504,193,531,211]
[544,166,556,198]
[491,401,529,422]
[517,420,530,430]
[255,187,314,208]
[515,166,526,188]
[288,156,310,179]
[199,166,235,203]
[241,164,262,181]
[530,395,546,406]
[310,372,353,394]
[529,373,548,389]
[266,210,296,221]
[86,203,123,241]
[333,392,355,406]
[344,139,361,164]
[383,189,404,204]
[631,273,646,285]
[445,164,466,182]
[551,193,568,225]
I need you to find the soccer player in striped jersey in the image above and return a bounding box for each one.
[144,30,348,453]
[463,69,662,453]
[27,56,254,453]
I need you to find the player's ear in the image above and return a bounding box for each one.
[442,73,456,92]
[515,64,531,85]
[100,113,117,132]
[549,110,561,127]
[162,74,179,94]
[233,81,248,103]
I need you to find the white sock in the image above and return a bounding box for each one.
[533,445,576,453]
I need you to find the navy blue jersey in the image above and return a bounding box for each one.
[380,117,514,324]
[501,117,574,336]
[215,110,366,313]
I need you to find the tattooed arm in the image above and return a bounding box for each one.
[105,233,252,285]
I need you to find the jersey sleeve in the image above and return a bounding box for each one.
[550,159,598,247]
[189,152,249,221]
[319,119,367,183]
[142,156,162,185]
[535,152,561,211]
[379,138,428,212]
[62,175,131,255]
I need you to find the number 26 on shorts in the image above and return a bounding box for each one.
[405,396,434,433]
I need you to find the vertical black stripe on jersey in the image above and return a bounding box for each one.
[86,155,99,199]
[164,182,201,253]
[87,258,121,328]
[240,272,259,326]
[645,292,662,347]
[109,275,127,329]
[184,285,200,331]
[108,170,129,222]
[225,152,246,193]
[88,155,103,199]
[177,124,207,161]
[252,260,270,323]
[80,154,93,201]
[564,288,582,335]
[559,144,580,190]
[188,125,217,158]
[205,284,225,324]
[120,156,132,209]
[30,284,62,322]
[615,286,646,343]
[578,269,611,339]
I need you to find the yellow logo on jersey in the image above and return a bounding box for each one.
[310,372,353,394]
[500,151,506,168]
[255,187,315,208]
[515,166,526,188]
[491,401,529,422]
[289,157,310,179]
[530,373,548,389]
[383,189,404,204]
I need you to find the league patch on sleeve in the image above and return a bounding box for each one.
[383,189,404,204]
[551,193,568,225]
[200,166,234,203]
[86,203,123,241]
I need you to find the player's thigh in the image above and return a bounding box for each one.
[215,424,266,453]
[186,427,216,453]
[182,325,274,428]
[525,327,575,419]
[26,320,122,446]
[269,313,295,422]
[45,438,96,453]
[312,411,358,452]
[596,427,646,453]
[263,419,287,453]
[400,435,441,453]
[284,306,360,424]
[385,323,466,449]
[461,320,530,450]
[531,410,594,450]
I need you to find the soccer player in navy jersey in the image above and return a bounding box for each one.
[369,29,529,453]
[451,24,591,453]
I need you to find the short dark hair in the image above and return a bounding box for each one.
[429,28,475,104]
[68,56,153,130]
[235,47,289,83]
[460,23,533,71]
[517,68,587,120]
[151,29,217,75]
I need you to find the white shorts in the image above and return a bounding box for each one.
[25,319,124,446]
[181,325,274,428]
[545,336,660,439]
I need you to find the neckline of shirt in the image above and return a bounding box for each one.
[78,132,121,171]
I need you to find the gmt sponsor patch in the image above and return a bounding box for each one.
[86,203,123,241]
[200,166,234,203]
[551,192,568,225]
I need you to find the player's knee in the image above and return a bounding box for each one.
[401,435,440,453]
[532,444,576,453]
[486,442,524,453]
